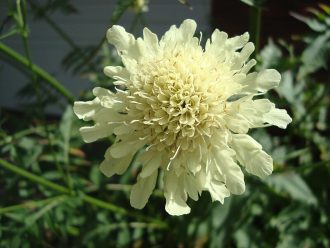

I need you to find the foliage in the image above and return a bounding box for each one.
[0,0,329,247]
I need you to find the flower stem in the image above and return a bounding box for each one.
[0,42,75,104]
[0,158,70,194]
[249,6,262,57]
[0,158,168,228]
[0,195,67,214]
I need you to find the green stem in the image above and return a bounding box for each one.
[0,195,67,214]
[0,159,70,194]
[0,125,56,146]
[249,6,262,57]
[26,0,97,72]
[0,158,167,228]
[0,42,75,104]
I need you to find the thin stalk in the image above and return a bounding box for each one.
[81,0,135,68]
[26,0,97,72]
[0,124,56,146]
[249,6,262,57]
[0,159,70,194]
[0,195,67,214]
[0,158,168,228]
[0,42,75,103]
[16,0,69,189]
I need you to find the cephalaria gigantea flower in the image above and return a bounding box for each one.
[74,19,292,215]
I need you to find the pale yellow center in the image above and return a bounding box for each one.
[126,47,240,154]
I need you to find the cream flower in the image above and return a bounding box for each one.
[130,0,149,13]
[74,19,292,215]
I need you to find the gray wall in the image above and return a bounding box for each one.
[0,0,210,114]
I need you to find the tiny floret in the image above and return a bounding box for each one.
[74,19,292,215]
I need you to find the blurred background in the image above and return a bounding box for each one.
[0,0,329,247]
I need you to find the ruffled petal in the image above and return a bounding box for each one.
[106,25,135,54]
[164,171,190,215]
[139,151,163,178]
[103,66,130,81]
[241,69,281,93]
[264,107,292,129]
[109,140,144,159]
[208,180,230,203]
[213,147,245,194]
[100,152,134,177]
[161,19,197,48]
[73,98,101,121]
[178,19,197,41]
[198,167,230,203]
[143,27,159,56]
[79,124,114,143]
[225,98,275,132]
[231,134,273,178]
[130,170,158,209]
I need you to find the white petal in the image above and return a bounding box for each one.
[205,29,228,58]
[130,170,158,209]
[231,134,273,178]
[198,167,230,203]
[213,148,245,194]
[79,124,113,143]
[161,19,197,49]
[140,152,162,178]
[178,19,197,40]
[264,107,292,129]
[239,98,273,127]
[240,59,257,74]
[100,152,134,177]
[225,112,250,133]
[91,108,123,123]
[109,140,144,158]
[226,32,249,50]
[164,172,190,215]
[225,98,274,132]
[143,27,159,56]
[211,29,228,47]
[73,99,100,121]
[113,124,132,136]
[103,66,130,81]
[187,150,202,174]
[106,25,135,53]
[242,69,281,93]
[208,180,230,203]
[231,42,255,70]
[165,195,190,215]
[183,173,201,201]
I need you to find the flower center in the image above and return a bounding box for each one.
[126,49,232,154]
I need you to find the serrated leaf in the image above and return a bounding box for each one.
[291,12,327,32]
[60,106,74,163]
[277,71,295,104]
[239,0,267,8]
[267,172,317,205]
[299,31,330,77]
[112,0,135,23]
[260,39,282,70]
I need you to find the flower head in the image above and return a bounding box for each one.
[130,0,149,13]
[74,19,292,215]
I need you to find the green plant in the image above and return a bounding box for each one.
[0,0,329,247]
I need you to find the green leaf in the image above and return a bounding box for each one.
[291,13,327,32]
[266,172,317,206]
[239,0,267,8]
[60,106,74,163]
[299,31,330,77]
[112,0,135,23]
[277,71,295,104]
[259,39,282,70]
